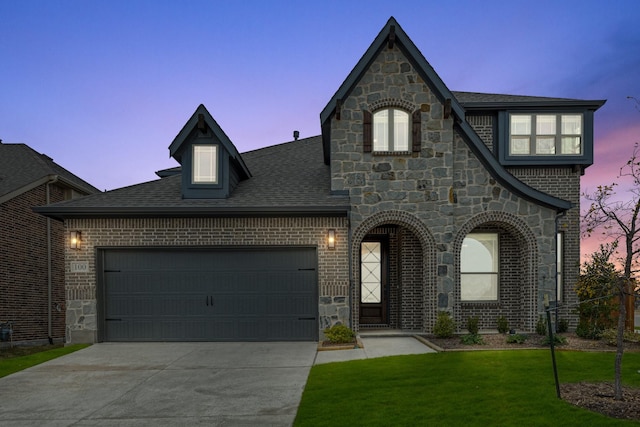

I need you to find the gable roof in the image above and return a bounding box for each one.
[0,143,100,204]
[319,17,576,212]
[168,104,251,180]
[34,136,350,220]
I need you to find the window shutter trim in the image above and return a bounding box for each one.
[412,110,421,152]
[363,110,372,152]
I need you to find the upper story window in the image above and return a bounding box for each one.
[373,108,410,152]
[192,145,218,184]
[510,114,582,156]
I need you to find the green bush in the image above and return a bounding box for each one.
[466,316,479,335]
[506,333,528,344]
[575,320,603,340]
[536,315,547,336]
[557,318,569,333]
[496,316,509,334]
[323,324,355,344]
[433,311,455,338]
[599,328,640,346]
[460,334,485,345]
[541,334,567,346]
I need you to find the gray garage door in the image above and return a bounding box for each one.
[99,247,318,342]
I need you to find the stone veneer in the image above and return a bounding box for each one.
[329,45,561,333]
[64,217,349,343]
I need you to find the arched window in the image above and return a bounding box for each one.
[461,233,499,301]
[373,108,409,152]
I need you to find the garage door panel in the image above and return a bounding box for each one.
[102,248,317,342]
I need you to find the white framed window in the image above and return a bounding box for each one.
[461,233,499,301]
[373,108,409,152]
[557,232,563,301]
[509,114,582,156]
[192,145,218,184]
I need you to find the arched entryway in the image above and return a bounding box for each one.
[454,211,538,332]
[350,211,436,333]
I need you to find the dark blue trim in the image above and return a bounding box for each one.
[497,109,595,167]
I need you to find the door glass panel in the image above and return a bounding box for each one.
[361,242,381,303]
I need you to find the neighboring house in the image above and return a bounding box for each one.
[0,142,99,345]
[36,18,605,344]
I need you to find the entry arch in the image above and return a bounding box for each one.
[351,210,437,333]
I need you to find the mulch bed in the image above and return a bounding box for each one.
[427,333,640,421]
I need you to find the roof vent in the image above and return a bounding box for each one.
[293,130,300,141]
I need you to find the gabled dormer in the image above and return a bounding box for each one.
[169,104,251,199]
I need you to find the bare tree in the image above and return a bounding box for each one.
[582,142,640,400]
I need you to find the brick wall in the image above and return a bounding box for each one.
[0,184,67,344]
[64,216,349,343]
[508,167,581,327]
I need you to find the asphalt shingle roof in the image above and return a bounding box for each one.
[0,143,100,200]
[36,136,350,218]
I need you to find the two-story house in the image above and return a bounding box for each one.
[0,142,99,345]
[36,17,604,343]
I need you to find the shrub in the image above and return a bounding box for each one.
[557,318,569,333]
[324,324,355,344]
[496,316,509,334]
[536,315,547,336]
[460,334,484,345]
[576,320,603,340]
[433,312,455,338]
[541,334,567,346]
[506,333,528,344]
[466,316,479,335]
[599,328,640,346]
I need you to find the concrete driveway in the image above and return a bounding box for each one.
[0,342,317,426]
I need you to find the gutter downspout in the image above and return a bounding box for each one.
[45,175,59,344]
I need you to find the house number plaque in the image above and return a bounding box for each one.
[70,261,89,273]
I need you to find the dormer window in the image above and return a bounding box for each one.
[509,114,582,156]
[192,145,218,184]
[373,108,409,152]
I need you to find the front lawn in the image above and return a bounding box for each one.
[295,350,640,426]
[0,344,89,378]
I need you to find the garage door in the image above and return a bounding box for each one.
[99,247,317,342]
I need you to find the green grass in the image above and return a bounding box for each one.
[0,344,89,378]
[295,350,640,426]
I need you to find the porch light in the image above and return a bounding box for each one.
[327,229,336,250]
[69,231,81,250]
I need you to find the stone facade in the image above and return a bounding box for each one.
[329,45,561,333]
[64,217,349,343]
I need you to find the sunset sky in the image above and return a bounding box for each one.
[1,1,639,260]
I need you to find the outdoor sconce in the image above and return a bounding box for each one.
[327,229,336,250]
[69,231,81,250]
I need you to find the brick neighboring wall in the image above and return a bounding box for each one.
[65,217,349,343]
[0,185,66,344]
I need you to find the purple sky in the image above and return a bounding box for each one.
[2,1,639,259]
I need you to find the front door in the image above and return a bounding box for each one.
[359,239,388,325]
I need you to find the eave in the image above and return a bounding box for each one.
[33,205,351,222]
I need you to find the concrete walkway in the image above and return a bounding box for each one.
[314,336,436,365]
[0,337,435,426]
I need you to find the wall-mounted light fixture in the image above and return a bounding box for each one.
[69,231,81,250]
[327,229,336,250]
